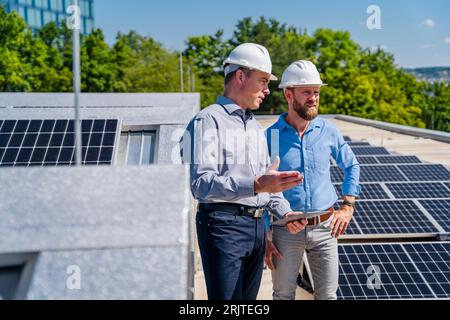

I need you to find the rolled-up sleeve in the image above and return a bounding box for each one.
[332,133,361,197]
[264,191,293,231]
[267,192,292,219]
[189,115,255,201]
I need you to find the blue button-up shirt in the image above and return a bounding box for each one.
[264,113,361,227]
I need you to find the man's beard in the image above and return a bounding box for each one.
[293,98,319,121]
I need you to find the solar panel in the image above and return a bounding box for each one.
[345,200,440,236]
[0,119,118,167]
[360,166,410,182]
[337,242,450,299]
[334,183,389,199]
[351,147,390,156]
[376,156,422,164]
[445,182,450,191]
[348,142,371,146]
[356,156,379,165]
[387,182,450,199]
[331,165,407,183]
[402,242,450,298]
[418,199,450,233]
[357,183,390,199]
[398,164,450,182]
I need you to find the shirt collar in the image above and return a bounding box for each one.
[275,112,322,133]
[216,96,254,119]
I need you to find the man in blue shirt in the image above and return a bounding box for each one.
[264,60,361,300]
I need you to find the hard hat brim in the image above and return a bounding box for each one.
[223,61,277,81]
[279,83,327,89]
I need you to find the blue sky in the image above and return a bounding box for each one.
[95,0,450,68]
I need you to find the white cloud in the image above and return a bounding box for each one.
[444,37,450,44]
[421,19,435,28]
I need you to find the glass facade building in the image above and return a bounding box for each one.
[0,0,94,35]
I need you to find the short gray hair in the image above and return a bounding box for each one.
[224,65,252,85]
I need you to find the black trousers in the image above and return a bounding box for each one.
[196,209,266,300]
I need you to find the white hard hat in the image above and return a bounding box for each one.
[223,43,277,81]
[279,60,326,88]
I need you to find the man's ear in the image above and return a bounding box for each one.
[284,88,293,103]
[235,69,245,85]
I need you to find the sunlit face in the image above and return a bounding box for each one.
[239,69,271,110]
[288,86,321,120]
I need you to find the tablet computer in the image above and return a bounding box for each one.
[271,211,331,227]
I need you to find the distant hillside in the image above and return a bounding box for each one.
[403,67,450,83]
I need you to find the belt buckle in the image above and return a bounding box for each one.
[309,216,319,226]
[252,208,264,218]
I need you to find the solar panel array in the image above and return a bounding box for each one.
[354,155,422,165]
[337,242,450,299]
[351,146,390,156]
[0,119,118,166]
[347,141,370,146]
[324,137,450,299]
[387,182,449,199]
[376,155,421,164]
[419,200,450,234]
[344,200,440,236]
[336,182,450,200]
[332,164,450,183]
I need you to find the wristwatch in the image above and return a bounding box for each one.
[342,200,356,209]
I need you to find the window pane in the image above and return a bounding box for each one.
[50,0,61,11]
[35,0,47,8]
[80,0,88,16]
[126,132,142,165]
[19,6,26,20]
[43,10,54,24]
[35,9,42,27]
[27,8,36,27]
[141,132,156,165]
[116,133,128,166]
[19,0,33,6]
[85,18,93,34]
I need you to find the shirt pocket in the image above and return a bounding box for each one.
[279,148,302,171]
[312,145,331,171]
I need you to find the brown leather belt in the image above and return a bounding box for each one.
[307,208,334,226]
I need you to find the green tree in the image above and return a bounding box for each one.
[184,30,231,106]
[81,29,118,92]
[0,7,31,91]
[112,31,181,92]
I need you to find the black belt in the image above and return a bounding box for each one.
[198,203,265,219]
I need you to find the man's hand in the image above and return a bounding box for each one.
[284,212,307,234]
[330,205,354,238]
[254,156,303,193]
[265,234,283,270]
